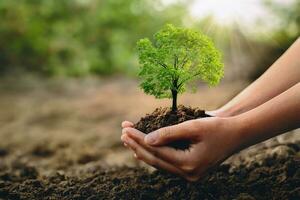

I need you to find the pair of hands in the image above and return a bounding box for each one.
[121,116,242,181]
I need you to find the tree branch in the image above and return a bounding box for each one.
[177,72,201,88]
[157,61,168,68]
[179,48,190,68]
[171,76,179,91]
[151,58,168,68]
[174,55,179,69]
[180,55,189,68]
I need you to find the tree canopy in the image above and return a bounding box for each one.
[137,24,224,111]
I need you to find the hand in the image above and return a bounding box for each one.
[205,108,236,117]
[121,117,242,181]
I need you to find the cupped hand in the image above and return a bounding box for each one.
[121,117,242,181]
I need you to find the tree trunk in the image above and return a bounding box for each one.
[171,89,177,113]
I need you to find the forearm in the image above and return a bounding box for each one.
[214,37,300,117]
[232,82,300,150]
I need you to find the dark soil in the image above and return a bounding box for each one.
[0,148,299,200]
[134,105,210,149]
[31,145,55,157]
[0,148,8,157]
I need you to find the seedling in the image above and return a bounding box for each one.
[137,24,224,112]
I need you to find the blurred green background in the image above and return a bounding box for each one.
[0,0,298,80]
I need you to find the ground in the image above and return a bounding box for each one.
[0,76,299,199]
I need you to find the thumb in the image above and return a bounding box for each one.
[205,110,218,117]
[144,121,198,146]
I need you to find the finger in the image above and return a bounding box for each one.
[144,120,200,146]
[121,125,133,137]
[123,127,187,167]
[121,134,129,147]
[121,127,132,148]
[121,121,134,128]
[122,134,187,178]
[205,110,217,117]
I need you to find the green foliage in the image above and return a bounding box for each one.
[0,0,188,76]
[137,24,223,104]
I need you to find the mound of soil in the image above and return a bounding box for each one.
[0,147,299,200]
[134,105,210,149]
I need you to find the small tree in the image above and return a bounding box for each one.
[137,24,224,112]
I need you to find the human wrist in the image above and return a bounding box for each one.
[228,114,260,152]
[207,104,245,117]
[206,108,233,117]
[218,115,252,155]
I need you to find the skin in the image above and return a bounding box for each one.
[121,37,300,181]
[207,37,300,117]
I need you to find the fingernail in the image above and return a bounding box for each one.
[121,134,128,143]
[145,131,158,144]
[124,143,128,147]
[122,128,129,135]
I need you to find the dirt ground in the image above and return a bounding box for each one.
[0,76,299,199]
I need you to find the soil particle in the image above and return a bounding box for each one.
[31,145,54,157]
[0,148,8,157]
[134,105,210,149]
[77,153,99,165]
